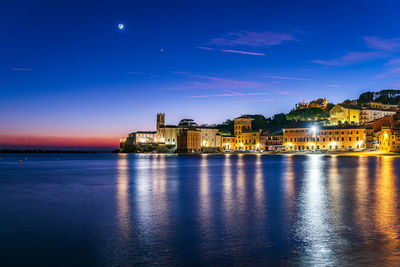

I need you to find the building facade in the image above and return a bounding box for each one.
[360,108,396,124]
[126,131,157,145]
[283,126,366,151]
[234,116,260,151]
[377,111,400,152]
[176,128,201,153]
[261,134,283,151]
[329,104,360,125]
[222,136,236,150]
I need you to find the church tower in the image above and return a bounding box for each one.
[156,113,165,142]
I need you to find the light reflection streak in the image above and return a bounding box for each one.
[328,155,342,222]
[199,155,211,235]
[117,154,131,239]
[375,156,400,254]
[284,155,295,213]
[135,156,153,233]
[223,154,233,215]
[237,155,246,212]
[254,155,265,213]
[298,155,334,265]
[354,156,369,236]
[151,156,168,226]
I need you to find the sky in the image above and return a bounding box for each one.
[2,0,400,149]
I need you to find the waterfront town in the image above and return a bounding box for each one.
[119,93,400,154]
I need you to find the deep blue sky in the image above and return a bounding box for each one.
[2,0,400,146]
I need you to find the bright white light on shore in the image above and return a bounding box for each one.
[311,126,317,134]
[118,24,124,30]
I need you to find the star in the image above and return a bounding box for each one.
[118,24,124,30]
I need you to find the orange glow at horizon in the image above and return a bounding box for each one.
[0,134,120,148]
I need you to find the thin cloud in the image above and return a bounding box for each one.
[171,71,264,89]
[190,91,269,98]
[375,57,400,78]
[312,51,385,66]
[220,49,265,56]
[263,75,311,81]
[198,46,265,56]
[12,68,32,71]
[328,84,340,87]
[364,36,400,51]
[209,31,297,47]
[124,71,150,75]
[197,46,216,51]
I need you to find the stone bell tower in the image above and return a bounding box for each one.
[156,113,165,142]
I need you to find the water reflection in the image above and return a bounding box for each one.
[199,155,212,237]
[297,155,334,265]
[375,156,400,262]
[254,155,265,216]
[354,156,369,236]
[116,154,131,239]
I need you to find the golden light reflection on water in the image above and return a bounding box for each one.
[375,156,400,243]
[117,154,131,238]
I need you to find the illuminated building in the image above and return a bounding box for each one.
[234,115,260,151]
[329,104,361,125]
[377,111,400,152]
[126,131,157,145]
[260,131,283,151]
[199,127,221,151]
[365,115,393,150]
[364,102,399,110]
[176,128,201,153]
[360,108,396,124]
[222,136,236,150]
[283,125,366,151]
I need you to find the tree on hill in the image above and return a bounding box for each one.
[358,92,374,104]
[374,89,400,104]
[286,107,329,121]
[216,119,234,135]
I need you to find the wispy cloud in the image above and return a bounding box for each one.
[262,75,311,81]
[389,82,400,87]
[171,71,264,90]
[189,90,268,98]
[124,71,150,75]
[375,57,400,78]
[12,68,32,71]
[198,46,265,56]
[364,36,400,51]
[328,84,340,87]
[197,46,216,51]
[220,49,265,56]
[209,31,297,47]
[312,51,385,66]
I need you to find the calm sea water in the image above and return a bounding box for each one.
[1,153,400,266]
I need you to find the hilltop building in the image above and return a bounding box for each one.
[329,104,361,125]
